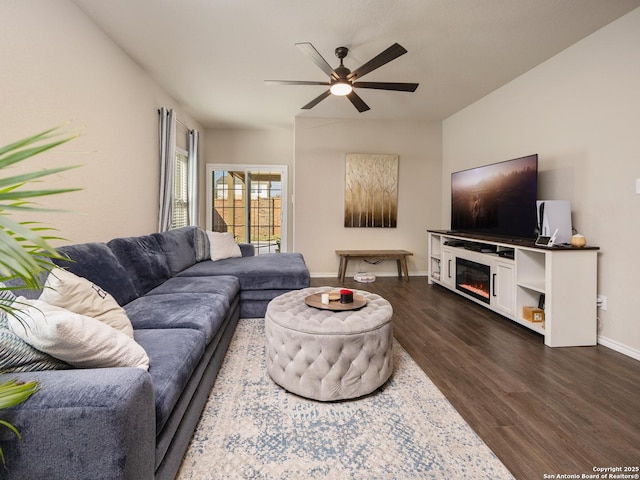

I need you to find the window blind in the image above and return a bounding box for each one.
[172,150,189,229]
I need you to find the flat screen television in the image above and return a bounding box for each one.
[451,154,538,240]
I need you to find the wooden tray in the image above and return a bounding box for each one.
[305,292,367,311]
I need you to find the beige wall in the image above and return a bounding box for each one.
[443,8,640,358]
[204,127,294,249]
[1,0,203,244]
[294,117,442,277]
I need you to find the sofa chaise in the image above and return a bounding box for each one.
[0,226,310,480]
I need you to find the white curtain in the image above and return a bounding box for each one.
[188,129,200,226]
[158,107,176,232]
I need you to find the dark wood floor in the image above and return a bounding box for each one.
[310,276,640,480]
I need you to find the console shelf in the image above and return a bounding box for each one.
[427,230,599,347]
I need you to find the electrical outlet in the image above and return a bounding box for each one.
[597,295,607,311]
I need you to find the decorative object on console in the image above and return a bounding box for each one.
[523,306,544,323]
[538,294,546,310]
[345,153,398,228]
[571,234,587,247]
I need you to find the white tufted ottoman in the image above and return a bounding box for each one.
[265,286,393,401]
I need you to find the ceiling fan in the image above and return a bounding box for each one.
[265,42,419,113]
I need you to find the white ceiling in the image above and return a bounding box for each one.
[72,0,640,129]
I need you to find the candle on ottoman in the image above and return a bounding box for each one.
[340,289,354,304]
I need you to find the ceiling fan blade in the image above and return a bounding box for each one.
[295,43,337,79]
[301,90,332,109]
[347,43,408,81]
[265,80,330,86]
[346,91,370,113]
[353,81,419,92]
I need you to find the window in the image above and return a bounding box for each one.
[171,148,189,229]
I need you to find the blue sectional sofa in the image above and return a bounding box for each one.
[1,226,309,480]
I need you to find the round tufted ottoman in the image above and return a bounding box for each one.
[265,286,393,401]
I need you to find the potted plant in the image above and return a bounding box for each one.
[0,125,79,465]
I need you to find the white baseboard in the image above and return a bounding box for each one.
[597,335,640,362]
[310,272,342,278]
[310,271,429,279]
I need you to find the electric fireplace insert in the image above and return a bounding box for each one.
[456,257,491,304]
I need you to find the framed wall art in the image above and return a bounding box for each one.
[344,153,398,228]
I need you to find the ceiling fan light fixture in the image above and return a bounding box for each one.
[271,42,418,112]
[330,81,352,96]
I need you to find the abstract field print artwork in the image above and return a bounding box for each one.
[345,153,398,228]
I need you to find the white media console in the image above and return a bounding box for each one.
[427,230,599,347]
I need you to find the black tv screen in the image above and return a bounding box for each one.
[451,154,538,240]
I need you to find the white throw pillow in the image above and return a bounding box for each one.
[206,231,242,261]
[39,268,134,338]
[8,298,149,370]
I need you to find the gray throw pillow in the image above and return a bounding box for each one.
[194,227,210,262]
[0,283,70,373]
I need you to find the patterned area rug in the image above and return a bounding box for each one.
[177,318,514,480]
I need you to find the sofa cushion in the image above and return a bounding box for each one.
[152,227,197,275]
[206,231,242,261]
[134,328,205,434]
[124,293,229,344]
[8,298,149,370]
[177,253,310,290]
[239,288,297,302]
[53,242,138,306]
[239,242,255,257]
[108,235,171,296]
[146,275,240,306]
[238,289,303,318]
[39,268,134,337]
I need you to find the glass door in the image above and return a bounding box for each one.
[206,164,287,254]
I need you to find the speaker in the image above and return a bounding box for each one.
[536,200,572,244]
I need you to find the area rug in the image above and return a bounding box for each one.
[176,318,514,480]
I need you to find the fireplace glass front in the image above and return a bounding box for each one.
[455,257,491,304]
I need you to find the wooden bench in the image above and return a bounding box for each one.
[335,250,413,282]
